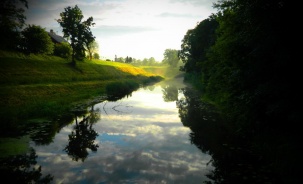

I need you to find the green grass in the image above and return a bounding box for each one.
[0,137,31,158]
[0,50,166,157]
[0,50,163,130]
[139,65,184,79]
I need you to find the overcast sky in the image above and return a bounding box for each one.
[25,0,218,61]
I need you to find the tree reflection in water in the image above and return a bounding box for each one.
[177,87,279,184]
[64,105,100,162]
[162,84,179,102]
[0,148,53,183]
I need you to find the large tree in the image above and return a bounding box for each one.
[21,24,54,54]
[179,15,218,73]
[180,1,298,183]
[57,5,95,66]
[0,0,28,50]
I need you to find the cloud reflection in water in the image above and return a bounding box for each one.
[32,85,213,183]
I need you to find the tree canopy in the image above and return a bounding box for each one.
[57,5,95,66]
[179,0,298,183]
[179,15,218,73]
[162,49,180,68]
[0,0,28,50]
[21,24,54,54]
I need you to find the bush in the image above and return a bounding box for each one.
[54,42,72,58]
[21,25,54,54]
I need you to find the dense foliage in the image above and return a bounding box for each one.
[57,5,95,66]
[54,42,72,58]
[0,0,28,51]
[179,14,218,73]
[180,0,299,183]
[162,49,180,68]
[21,24,54,54]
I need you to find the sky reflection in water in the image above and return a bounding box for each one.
[31,85,213,184]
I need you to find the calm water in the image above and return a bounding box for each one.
[30,79,214,183]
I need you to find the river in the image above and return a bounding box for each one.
[1,78,217,183]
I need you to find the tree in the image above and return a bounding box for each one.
[148,57,156,65]
[0,0,28,50]
[179,15,218,73]
[85,40,99,60]
[21,24,54,54]
[93,52,100,59]
[117,57,124,62]
[125,56,133,63]
[163,49,180,68]
[180,1,299,182]
[57,5,95,66]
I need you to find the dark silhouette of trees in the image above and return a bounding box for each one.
[21,24,54,54]
[177,87,284,184]
[0,148,53,183]
[179,15,218,73]
[125,56,133,63]
[57,5,95,66]
[64,112,99,162]
[0,0,28,50]
[179,0,299,183]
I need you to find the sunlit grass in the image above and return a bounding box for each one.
[139,65,184,79]
[0,50,163,127]
[90,59,155,76]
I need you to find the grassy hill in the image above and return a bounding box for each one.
[0,50,163,127]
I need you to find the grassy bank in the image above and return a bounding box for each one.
[0,51,163,131]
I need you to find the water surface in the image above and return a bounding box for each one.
[31,79,214,183]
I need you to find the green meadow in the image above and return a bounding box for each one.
[0,50,165,129]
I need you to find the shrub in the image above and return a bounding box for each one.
[21,24,54,54]
[54,42,72,58]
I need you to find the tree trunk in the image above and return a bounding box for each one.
[71,48,76,67]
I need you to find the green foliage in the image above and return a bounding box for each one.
[179,15,218,73]
[125,56,132,63]
[162,49,180,68]
[85,40,98,60]
[93,52,100,59]
[0,50,161,126]
[21,24,54,54]
[181,1,298,183]
[0,137,30,157]
[57,5,95,66]
[54,42,72,58]
[0,0,28,50]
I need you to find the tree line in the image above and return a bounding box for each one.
[0,1,97,66]
[179,0,299,182]
[113,49,181,67]
[0,0,182,68]
[180,0,297,132]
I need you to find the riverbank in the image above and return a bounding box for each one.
[0,51,163,134]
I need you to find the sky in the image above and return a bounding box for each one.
[24,0,218,61]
